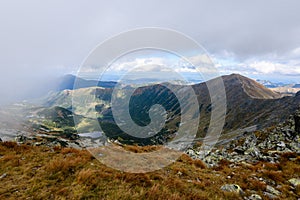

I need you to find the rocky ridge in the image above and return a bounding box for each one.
[187,110,300,167]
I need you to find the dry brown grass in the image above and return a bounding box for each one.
[0,142,299,199]
[122,144,162,153]
[193,159,207,169]
[262,170,285,183]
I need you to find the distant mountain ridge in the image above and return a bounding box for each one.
[56,74,117,91]
[256,79,300,95]
[256,79,287,88]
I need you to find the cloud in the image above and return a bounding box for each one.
[109,57,168,72]
[81,52,218,75]
[1,0,300,104]
[248,61,300,75]
[1,0,300,70]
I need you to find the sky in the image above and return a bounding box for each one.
[0,0,300,104]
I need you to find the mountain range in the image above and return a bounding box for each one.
[37,73,300,145]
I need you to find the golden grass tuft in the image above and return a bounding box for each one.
[262,170,285,183]
[123,145,162,153]
[212,159,231,171]
[177,154,194,164]
[76,168,98,184]
[193,159,207,169]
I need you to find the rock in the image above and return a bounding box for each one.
[186,149,196,158]
[34,142,43,146]
[263,192,278,199]
[233,146,245,154]
[244,134,257,148]
[248,194,262,200]
[276,141,286,150]
[266,185,281,196]
[0,138,2,142]
[282,128,293,139]
[220,184,244,195]
[0,173,7,179]
[289,142,300,152]
[15,135,27,143]
[288,178,300,187]
[56,140,69,147]
[244,147,261,158]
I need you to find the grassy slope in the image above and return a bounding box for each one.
[0,142,299,200]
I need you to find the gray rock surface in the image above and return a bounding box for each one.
[0,173,7,179]
[220,184,244,195]
[266,185,281,196]
[288,178,300,187]
[263,191,278,199]
[248,194,262,200]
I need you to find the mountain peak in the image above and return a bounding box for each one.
[221,74,282,99]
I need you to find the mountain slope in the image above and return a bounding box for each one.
[42,87,112,119]
[224,74,282,99]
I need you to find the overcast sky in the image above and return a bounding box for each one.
[0,0,300,104]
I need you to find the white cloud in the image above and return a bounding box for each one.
[249,61,277,74]
[212,47,300,77]
[248,61,300,75]
[187,54,213,66]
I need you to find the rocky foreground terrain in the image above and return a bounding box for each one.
[186,110,300,199]
[188,110,300,167]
